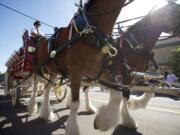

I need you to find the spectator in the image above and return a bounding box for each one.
[165,71,177,83]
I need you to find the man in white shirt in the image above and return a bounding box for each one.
[30,20,44,43]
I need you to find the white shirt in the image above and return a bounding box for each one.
[30,27,44,37]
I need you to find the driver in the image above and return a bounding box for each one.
[30,20,44,43]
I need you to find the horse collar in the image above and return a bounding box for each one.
[73,10,118,57]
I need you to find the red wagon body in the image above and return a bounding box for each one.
[5,30,35,79]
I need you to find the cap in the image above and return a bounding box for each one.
[33,20,41,26]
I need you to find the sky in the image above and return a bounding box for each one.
[0,0,168,73]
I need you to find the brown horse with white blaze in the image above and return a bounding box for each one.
[34,0,126,134]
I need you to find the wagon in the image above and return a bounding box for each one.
[4,30,67,106]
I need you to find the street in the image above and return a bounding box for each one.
[0,87,180,135]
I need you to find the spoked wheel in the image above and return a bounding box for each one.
[11,81,20,107]
[54,85,67,102]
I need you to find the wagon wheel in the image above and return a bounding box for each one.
[4,71,10,97]
[11,81,20,107]
[54,85,67,102]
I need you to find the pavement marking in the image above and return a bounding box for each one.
[80,96,180,115]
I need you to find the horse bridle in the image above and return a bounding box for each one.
[118,31,159,72]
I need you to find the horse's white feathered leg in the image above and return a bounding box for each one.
[128,92,154,110]
[27,76,40,114]
[94,90,122,131]
[120,96,137,128]
[84,87,96,113]
[65,101,80,135]
[39,76,55,121]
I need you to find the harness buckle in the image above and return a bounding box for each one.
[50,50,56,58]
[79,25,94,36]
[101,43,117,57]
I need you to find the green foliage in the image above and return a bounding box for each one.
[169,46,180,78]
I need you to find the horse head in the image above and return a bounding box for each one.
[110,0,180,84]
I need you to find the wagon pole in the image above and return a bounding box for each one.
[82,81,180,97]
[81,72,180,98]
[126,85,180,97]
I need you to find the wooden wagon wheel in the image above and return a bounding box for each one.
[11,81,20,107]
[54,84,67,102]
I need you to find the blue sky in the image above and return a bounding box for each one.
[0,0,166,73]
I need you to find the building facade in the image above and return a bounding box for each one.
[153,37,180,67]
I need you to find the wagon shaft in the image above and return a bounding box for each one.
[129,85,180,97]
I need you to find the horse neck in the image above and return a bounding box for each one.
[87,0,126,35]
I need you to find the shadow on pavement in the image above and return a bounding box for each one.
[0,95,68,135]
[78,111,95,115]
[112,125,143,135]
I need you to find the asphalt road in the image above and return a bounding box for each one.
[0,88,180,135]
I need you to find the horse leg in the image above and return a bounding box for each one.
[94,89,122,131]
[27,75,41,114]
[120,91,137,128]
[83,86,96,113]
[128,92,154,110]
[65,72,81,135]
[39,75,56,121]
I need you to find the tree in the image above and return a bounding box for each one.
[169,46,180,79]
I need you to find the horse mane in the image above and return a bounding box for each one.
[84,0,96,11]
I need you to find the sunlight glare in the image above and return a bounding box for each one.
[117,0,168,24]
